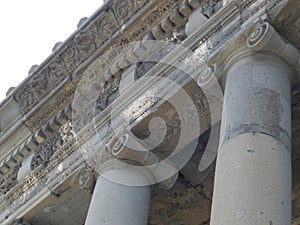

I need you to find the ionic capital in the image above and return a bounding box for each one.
[105,133,178,190]
[247,22,300,74]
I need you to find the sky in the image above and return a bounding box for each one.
[0,0,103,102]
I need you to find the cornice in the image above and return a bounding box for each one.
[12,0,152,115]
[3,0,226,138]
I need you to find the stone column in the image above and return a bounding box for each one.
[85,160,152,225]
[210,23,297,224]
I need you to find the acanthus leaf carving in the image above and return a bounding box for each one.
[73,31,97,65]
[15,89,35,113]
[61,46,78,73]
[97,10,119,41]
[14,0,177,115]
[29,73,49,97]
[49,56,68,81]
[15,69,50,114]
[112,0,136,24]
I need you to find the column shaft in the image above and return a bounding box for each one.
[85,164,151,225]
[210,53,292,224]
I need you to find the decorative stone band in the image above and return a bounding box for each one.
[14,0,206,116]
[0,0,207,180]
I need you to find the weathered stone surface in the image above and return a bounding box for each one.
[273,0,300,50]
[149,179,211,225]
[1,1,300,225]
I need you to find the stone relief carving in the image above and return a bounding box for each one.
[98,10,120,41]
[0,165,20,195]
[49,56,68,80]
[12,0,223,120]
[30,122,73,170]
[15,90,35,112]
[96,79,120,111]
[73,75,120,133]
[14,0,150,115]
[14,0,186,142]
[25,88,75,132]
[3,124,77,204]
[113,0,135,25]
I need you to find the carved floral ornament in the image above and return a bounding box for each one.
[11,0,232,118]
[14,0,224,121]
[14,0,200,140]
[13,0,274,121]
[14,0,150,115]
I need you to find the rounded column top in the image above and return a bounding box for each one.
[97,159,155,187]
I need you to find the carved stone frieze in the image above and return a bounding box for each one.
[5,0,272,188]
[12,0,221,121]
[13,0,183,141]
[49,56,68,80]
[113,0,134,24]
[25,86,75,132]
[30,122,73,170]
[14,0,150,115]
[96,78,120,111]
[73,102,96,133]
[15,60,68,115]
[97,10,120,42]
[4,135,78,205]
